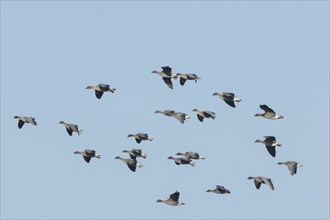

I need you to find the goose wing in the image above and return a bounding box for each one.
[18,120,25,129]
[266,146,276,157]
[179,77,187,86]
[162,77,173,89]
[260,105,275,113]
[169,191,180,202]
[95,90,104,99]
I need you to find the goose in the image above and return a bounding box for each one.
[255,104,283,119]
[122,149,147,159]
[277,161,303,176]
[74,149,101,163]
[59,121,83,136]
[212,92,241,108]
[175,73,201,86]
[114,156,143,172]
[151,66,177,89]
[156,191,185,206]
[206,185,231,194]
[176,152,205,160]
[255,136,282,157]
[247,176,274,190]
[86,84,116,99]
[127,133,153,144]
[13,116,37,129]
[192,109,216,122]
[168,156,195,166]
[155,110,190,124]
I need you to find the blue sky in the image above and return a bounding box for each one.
[1,1,329,219]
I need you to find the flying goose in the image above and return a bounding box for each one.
[255,136,282,157]
[122,149,147,159]
[59,121,83,136]
[175,73,201,86]
[127,133,153,144]
[151,66,177,89]
[114,156,143,172]
[155,110,190,124]
[192,109,216,122]
[206,185,231,194]
[212,92,241,108]
[247,176,274,190]
[74,149,101,163]
[168,156,195,166]
[86,84,116,99]
[156,191,185,206]
[176,152,205,160]
[13,116,37,129]
[255,104,283,119]
[277,161,303,176]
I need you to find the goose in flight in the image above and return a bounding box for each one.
[156,191,185,206]
[59,121,83,136]
[255,104,283,119]
[152,66,177,89]
[13,116,37,129]
[74,149,101,163]
[127,133,153,144]
[255,136,282,157]
[175,73,201,86]
[206,185,231,194]
[86,83,116,99]
[212,92,241,108]
[277,161,303,176]
[248,176,274,190]
[192,109,216,122]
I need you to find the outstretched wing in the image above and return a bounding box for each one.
[66,128,73,136]
[224,100,236,108]
[179,77,187,86]
[288,163,297,175]
[18,120,25,129]
[169,191,180,201]
[135,138,142,144]
[127,160,137,172]
[83,156,92,163]
[262,177,274,190]
[260,105,275,113]
[161,66,172,75]
[254,180,262,189]
[266,146,276,157]
[95,90,104,99]
[197,114,204,122]
[162,77,173,89]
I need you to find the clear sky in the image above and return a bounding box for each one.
[1,1,329,219]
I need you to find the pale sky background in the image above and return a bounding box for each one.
[1,1,329,219]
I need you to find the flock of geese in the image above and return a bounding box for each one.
[13,66,303,206]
